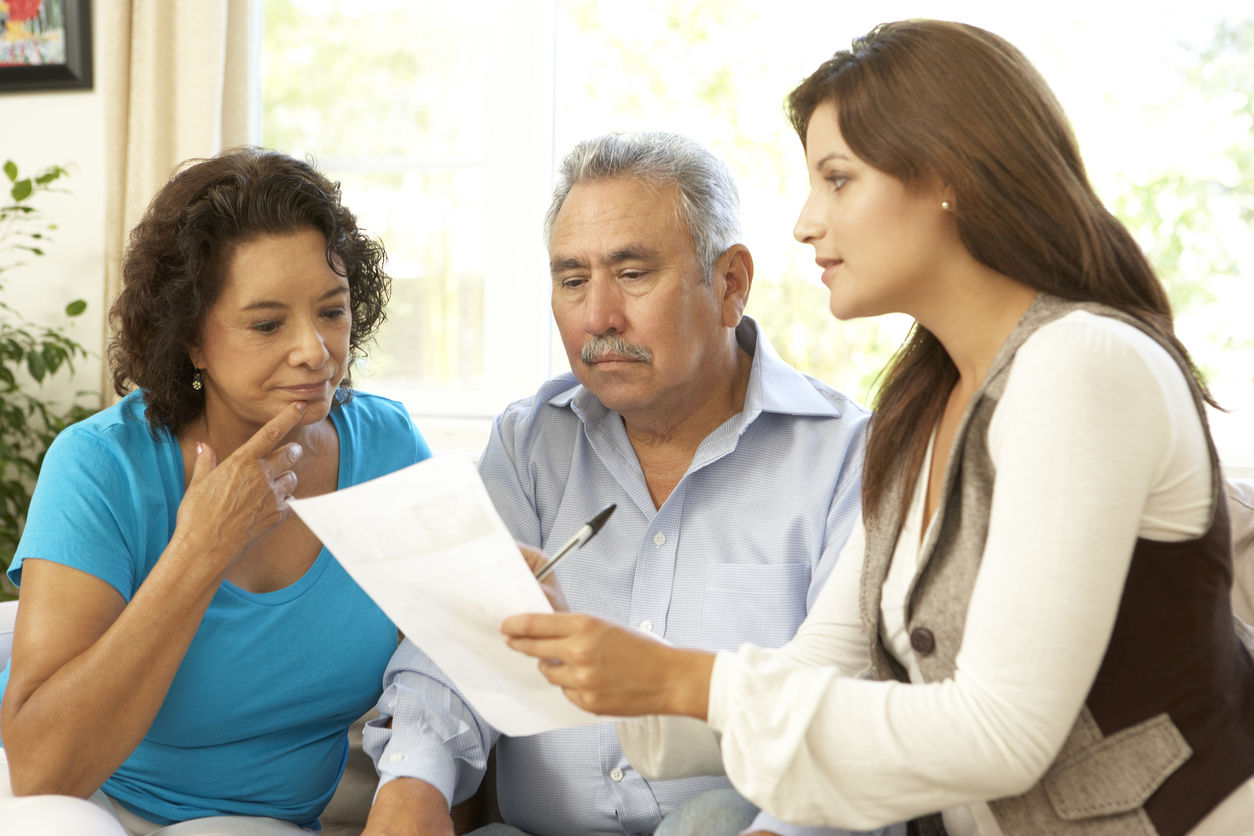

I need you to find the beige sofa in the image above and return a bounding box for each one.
[1226,479,1254,625]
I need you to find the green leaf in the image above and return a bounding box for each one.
[26,351,45,382]
[10,179,32,202]
[42,345,62,376]
[0,367,13,387]
[65,299,87,317]
[34,170,60,185]
[3,161,15,182]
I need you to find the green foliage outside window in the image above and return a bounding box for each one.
[1111,18,1254,390]
[555,4,1254,403]
[263,0,492,389]
[263,2,1254,410]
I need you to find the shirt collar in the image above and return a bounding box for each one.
[548,316,843,426]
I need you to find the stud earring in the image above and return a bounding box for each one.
[941,201,952,211]
[192,369,204,391]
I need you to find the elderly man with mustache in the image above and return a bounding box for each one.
[361,133,881,836]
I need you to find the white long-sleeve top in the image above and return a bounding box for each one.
[618,312,1254,834]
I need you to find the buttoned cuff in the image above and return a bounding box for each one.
[363,715,460,808]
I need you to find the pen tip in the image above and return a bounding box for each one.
[587,503,616,535]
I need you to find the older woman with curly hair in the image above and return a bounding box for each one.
[0,148,431,835]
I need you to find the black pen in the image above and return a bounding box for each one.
[534,504,616,581]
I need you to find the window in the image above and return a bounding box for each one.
[263,1,1254,471]
[263,0,556,431]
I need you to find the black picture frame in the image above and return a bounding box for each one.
[0,0,93,93]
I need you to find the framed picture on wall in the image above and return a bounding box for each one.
[0,0,92,93]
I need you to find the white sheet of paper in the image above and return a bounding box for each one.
[289,454,600,736]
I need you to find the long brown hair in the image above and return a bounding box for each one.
[786,20,1212,519]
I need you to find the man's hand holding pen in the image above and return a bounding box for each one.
[518,543,570,612]
[518,503,616,613]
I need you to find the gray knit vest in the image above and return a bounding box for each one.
[861,294,1254,836]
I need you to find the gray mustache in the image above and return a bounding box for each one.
[580,333,653,365]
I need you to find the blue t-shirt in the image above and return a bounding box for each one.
[0,389,431,827]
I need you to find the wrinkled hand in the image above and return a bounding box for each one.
[173,402,308,572]
[517,543,570,612]
[500,612,714,719]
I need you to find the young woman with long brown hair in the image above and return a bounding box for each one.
[499,20,1254,836]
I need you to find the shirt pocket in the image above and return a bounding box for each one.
[700,562,810,652]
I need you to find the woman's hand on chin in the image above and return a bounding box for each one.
[173,401,309,574]
[500,612,715,720]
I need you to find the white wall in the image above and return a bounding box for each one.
[0,13,106,410]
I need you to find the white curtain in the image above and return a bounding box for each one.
[100,0,257,403]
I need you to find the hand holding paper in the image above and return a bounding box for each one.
[289,455,600,736]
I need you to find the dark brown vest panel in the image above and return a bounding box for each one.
[862,294,1254,835]
[1092,499,1254,836]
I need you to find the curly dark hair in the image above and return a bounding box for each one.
[108,147,390,435]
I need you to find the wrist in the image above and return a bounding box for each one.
[664,646,714,720]
[164,525,237,580]
[367,777,454,836]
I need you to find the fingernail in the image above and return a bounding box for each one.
[291,444,303,457]
[296,401,308,411]
[196,442,203,455]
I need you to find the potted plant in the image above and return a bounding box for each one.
[0,159,96,599]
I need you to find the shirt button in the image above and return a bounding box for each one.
[640,620,653,632]
[653,532,666,546]
[610,767,625,782]
[910,627,936,656]
[388,753,404,762]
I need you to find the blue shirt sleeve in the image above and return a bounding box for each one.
[10,420,163,600]
[475,399,545,548]
[365,639,499,807]
[339,393,433,479]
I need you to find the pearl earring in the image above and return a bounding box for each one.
[941,201,952,211]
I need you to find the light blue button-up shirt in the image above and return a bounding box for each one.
[366,318,880,836]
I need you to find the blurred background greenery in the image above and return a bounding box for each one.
[262,0,1254,457]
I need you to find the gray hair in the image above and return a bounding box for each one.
[543,132,742,284]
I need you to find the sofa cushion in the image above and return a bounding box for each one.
[0,600,17,671]
[319,708,377,836]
